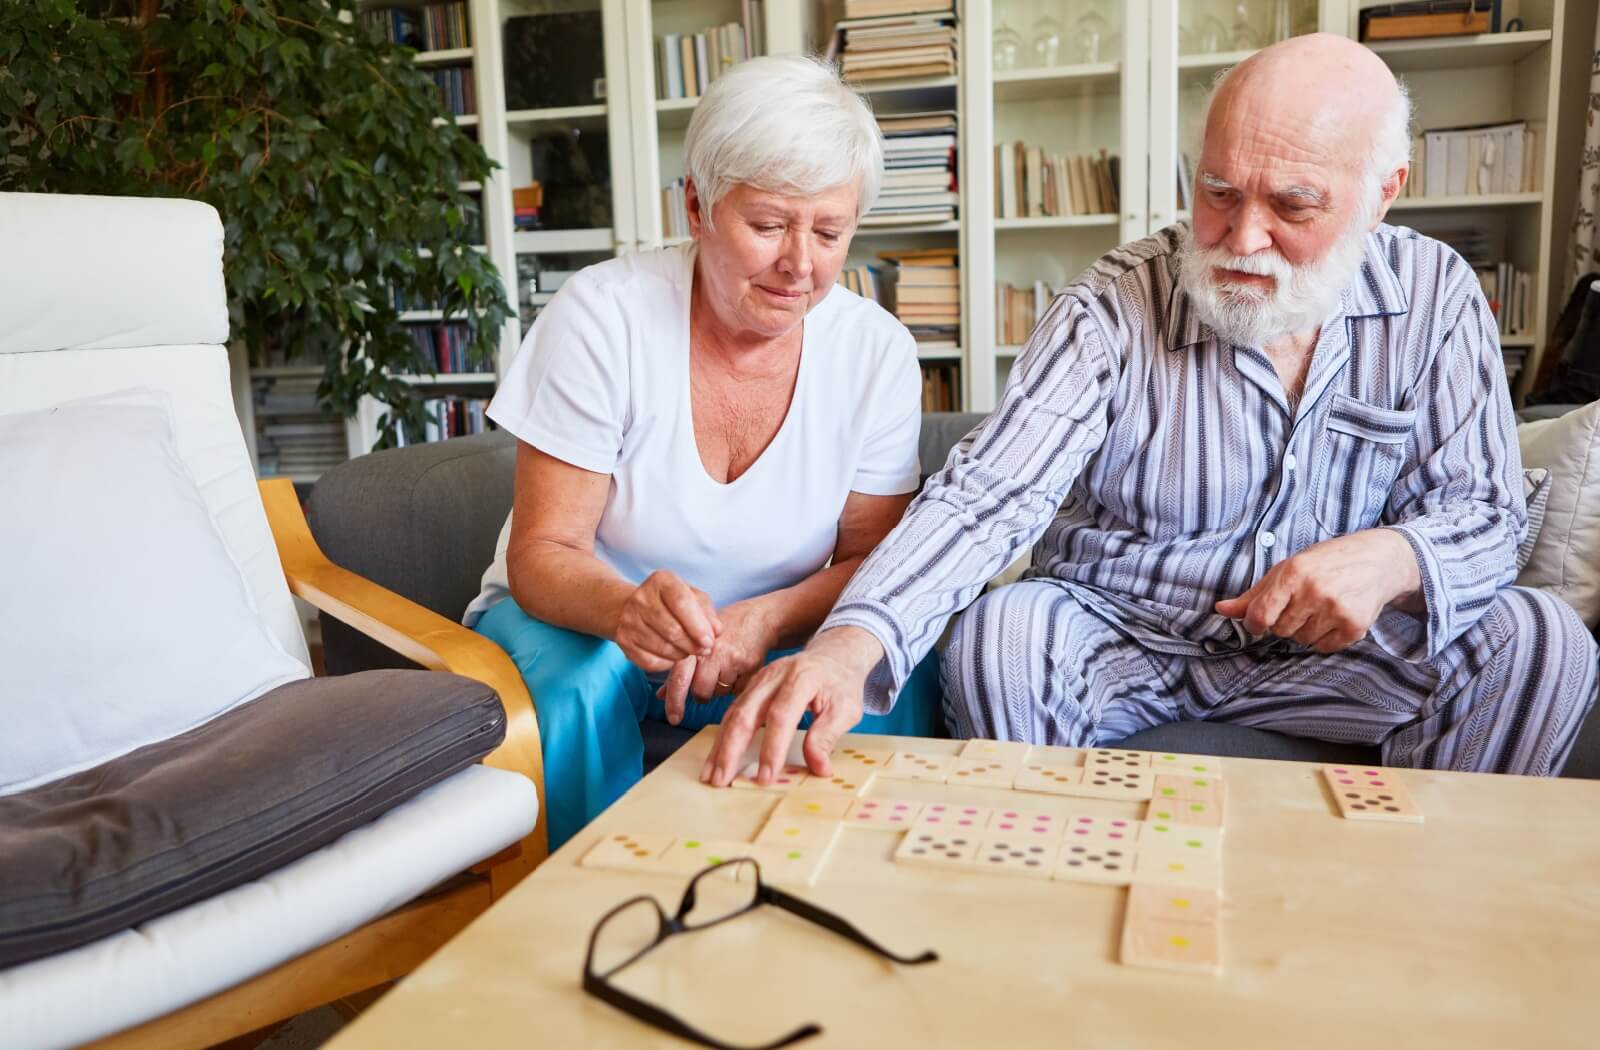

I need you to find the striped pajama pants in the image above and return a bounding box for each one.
[940,580,1599,776]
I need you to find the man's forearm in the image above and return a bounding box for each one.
[1375,527,1426,615]
[807,623,889,679]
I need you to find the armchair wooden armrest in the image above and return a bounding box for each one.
[258,478,548,872]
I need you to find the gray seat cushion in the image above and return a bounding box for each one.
[0,670,505,968]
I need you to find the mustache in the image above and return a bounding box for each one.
[1193,245,1294,282]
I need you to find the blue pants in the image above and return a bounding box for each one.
[476,598,946,852]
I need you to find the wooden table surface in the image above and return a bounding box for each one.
[328,730,1600,1049]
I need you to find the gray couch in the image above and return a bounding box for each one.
[307,412,1600,777]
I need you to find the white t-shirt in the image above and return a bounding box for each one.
[463,244,923,627]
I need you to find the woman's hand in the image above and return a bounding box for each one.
[614,570,721,674]
[657,600,780,724]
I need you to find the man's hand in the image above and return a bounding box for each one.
[1214,529,1421,653]
[657,601,780,725]
[614,570,720,674]
[699,626,885,787]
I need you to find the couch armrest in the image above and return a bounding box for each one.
[260,479,548,866]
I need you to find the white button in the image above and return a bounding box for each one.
[1284,453,1297,471]
[1259,531,1276,548]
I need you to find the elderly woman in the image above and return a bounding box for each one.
[463,55,942,850]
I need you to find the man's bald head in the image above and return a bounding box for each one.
[1180,35,1412,347]
[1202,33,1410,198]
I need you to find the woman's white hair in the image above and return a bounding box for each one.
[684,55,882,229]
[1194,69,1413,211]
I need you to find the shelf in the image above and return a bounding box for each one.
[251,365,323,378]
[995,215,1119,230]
[853,74,959,95]
[994,62,1120,101]
[399,310,445,323]
[513,228,614,253]
[506,104,607,126]
[1177,48,1258,74]
[1390,192,1542,211]
[434,114,480,127]
[917,346,962,362]
[997,344,1024,359]
[655,96,699,131]
[396,373,497,385]
[263,471,327,485]
[1367,30,1552,72]
[663,235,692,246]
[854,219,962,236]
[415,244,487,260]
[1501,335,1536,348]
[457,181,482,192]
[415,47,474,66]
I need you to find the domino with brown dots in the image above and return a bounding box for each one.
[1321,765,1423,823]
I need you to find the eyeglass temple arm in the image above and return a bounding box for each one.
[761,884,939,966]
[584,972,821,1050]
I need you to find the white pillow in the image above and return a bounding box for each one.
[1516,400,1600,628]
[0,391,307,795]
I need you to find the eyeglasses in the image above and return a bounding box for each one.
[583,857,938,1050]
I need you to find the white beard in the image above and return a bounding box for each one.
[1176,215,1373,348]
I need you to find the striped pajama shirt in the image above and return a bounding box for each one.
[823,223,1598,775]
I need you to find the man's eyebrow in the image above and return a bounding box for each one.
[1197,171,1233,190]
[1276,185,1329,205]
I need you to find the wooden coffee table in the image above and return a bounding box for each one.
[327,730,1600,1048]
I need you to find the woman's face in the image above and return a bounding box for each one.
[689,180,859,341]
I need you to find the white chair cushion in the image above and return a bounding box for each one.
[1516,401,1600,628]
[0,344,309,667]
[0,391,306,795]
[0,764,540,1050]
[0,191,307,666]
[0,193,226,355]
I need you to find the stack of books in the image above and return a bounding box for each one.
[919,360,961,411]
[1480,262,1535,345]
[661,178,690,239]
[884,247,959,355]
[996,280,1054,346]
[407,323,475,374]
[833,3,957,83]
[364,3,470,51]
[656,2,765,100]
[836,263,885,301]
[865,110,958,227]
[429,66,475,116]
[1405,121,1542,199]
[995,142,1119,218]
[512,186,542,232]
[251,375,347,479]
[398,397,494,447]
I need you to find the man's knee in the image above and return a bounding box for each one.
[1469,587,1600,737]
[1493,588,1597,679]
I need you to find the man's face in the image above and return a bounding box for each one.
[1181,91,1379,346]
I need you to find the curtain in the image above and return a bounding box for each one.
[1568,13,1600,280]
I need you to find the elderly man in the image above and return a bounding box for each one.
[704,33,1599,785]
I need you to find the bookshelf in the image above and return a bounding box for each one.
[1344,0,1598,401]
[245,0,1598,482]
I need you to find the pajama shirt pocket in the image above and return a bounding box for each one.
[1311,394,1416,537]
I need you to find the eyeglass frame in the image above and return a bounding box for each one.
[582,857,938,1050]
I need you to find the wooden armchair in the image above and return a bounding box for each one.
[88,481,549,1050]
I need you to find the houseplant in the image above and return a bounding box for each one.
[0,0,512,446]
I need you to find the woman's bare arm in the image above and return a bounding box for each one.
[506,441,718,671]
